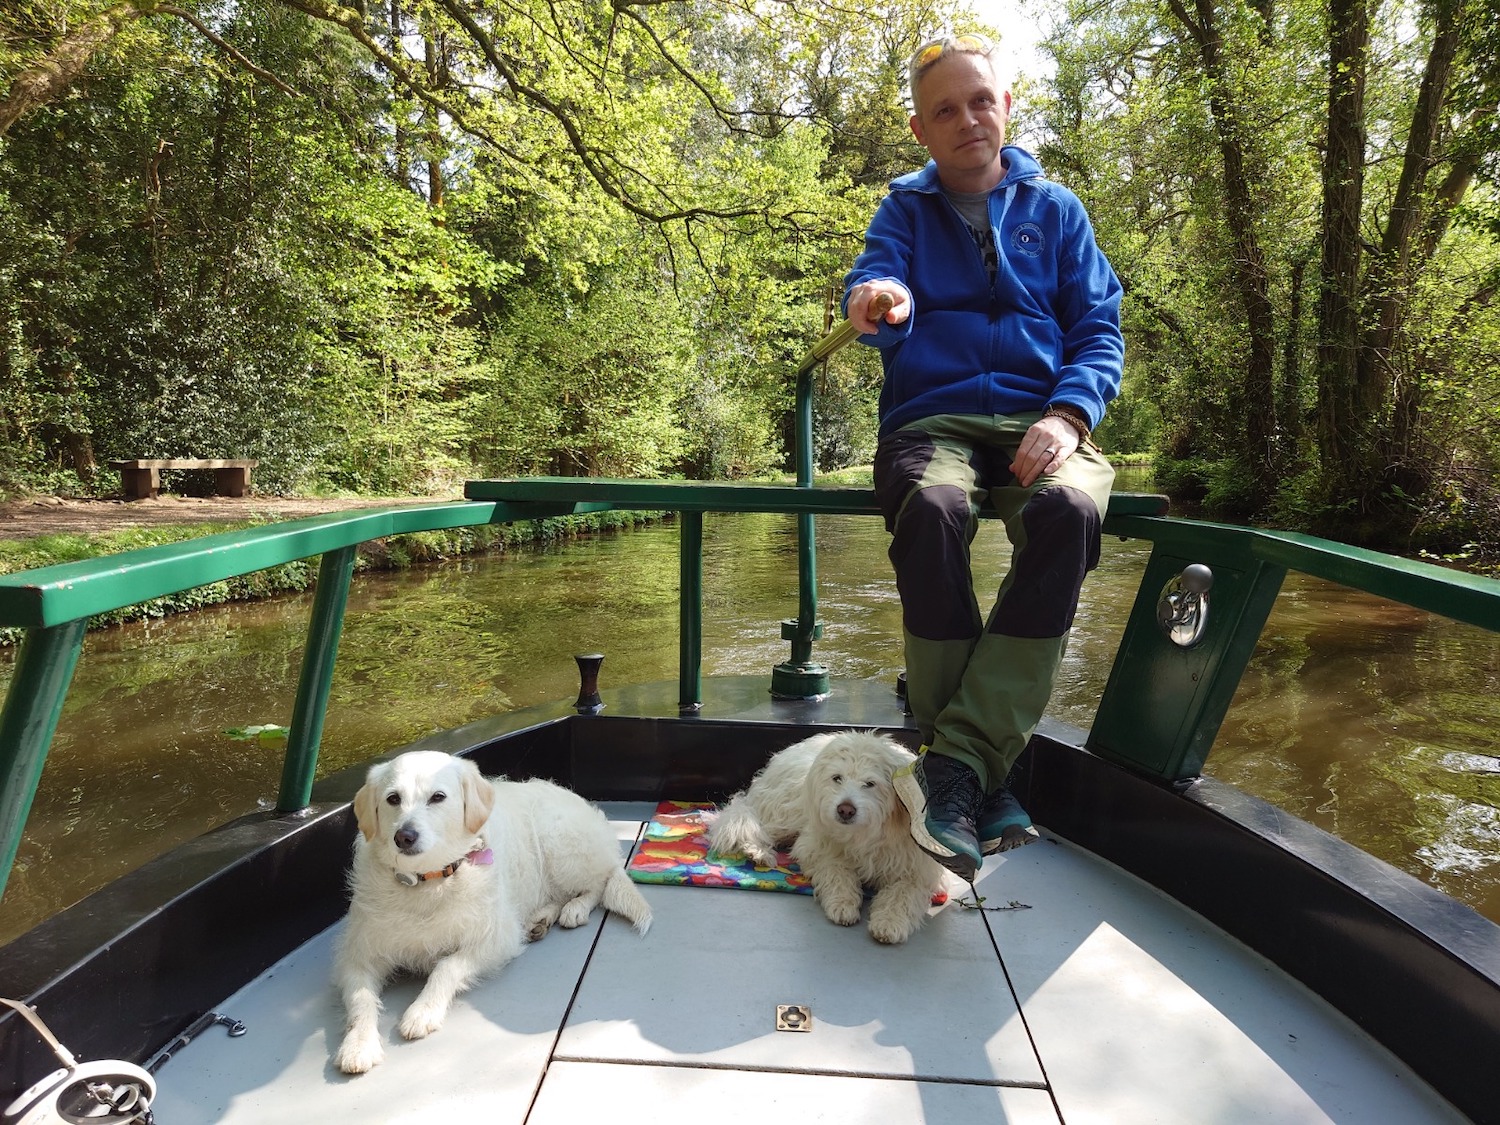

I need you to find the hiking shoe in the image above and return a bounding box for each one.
[893,750,984,880]
[977,786,1039,855]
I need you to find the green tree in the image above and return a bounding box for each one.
[1037,0,1500,548]
[0,0,502,492]
[1316,0,1500,541]
[1039,0,1320,508]
[0,0,1006,498]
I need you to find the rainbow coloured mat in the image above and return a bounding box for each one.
[625,800,947,905]
[626,800,812,894]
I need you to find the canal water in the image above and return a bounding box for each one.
[2,505,1498,944]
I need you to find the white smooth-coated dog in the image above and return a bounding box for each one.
[333,750,651,1074]
[707,730,947,944]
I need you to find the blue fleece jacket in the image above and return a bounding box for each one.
[844,146,1123,438]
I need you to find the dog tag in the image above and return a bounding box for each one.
[776,1004,812,1032]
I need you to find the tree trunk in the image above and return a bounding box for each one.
[0,3,151,138]
[388,0,410,188]
[424,33,446,210]
[39,364,98,485]
[1315,0,1370,496]
[1357,3,1462,406]
[1173,0,1279,491]
[1356,3,1466,499]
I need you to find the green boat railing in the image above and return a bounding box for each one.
[1,307,1498,907]
[3,479,1497,904]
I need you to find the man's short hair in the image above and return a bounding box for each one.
[907,34,1000,114]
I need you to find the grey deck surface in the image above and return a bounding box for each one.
[150,804,1466,1124]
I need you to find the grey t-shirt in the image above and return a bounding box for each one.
[944,187,998,284]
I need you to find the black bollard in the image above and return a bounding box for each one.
[573,653,605,715]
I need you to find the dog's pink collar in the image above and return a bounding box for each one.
[394,846,493,887]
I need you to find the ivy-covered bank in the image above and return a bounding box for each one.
[0,508,665,647]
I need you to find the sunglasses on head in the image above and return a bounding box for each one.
[910,34,994,74]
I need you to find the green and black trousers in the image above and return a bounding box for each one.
[873,412,1115,794]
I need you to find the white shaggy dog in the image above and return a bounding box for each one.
[333,750,651,1074]
[707,730,947,944]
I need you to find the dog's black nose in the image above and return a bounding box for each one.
[394,825,420,852]
[837,801,857,823]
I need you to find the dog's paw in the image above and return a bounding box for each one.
[820,897,862,927]
[867,916,916,944]
[867,888,925,944]
[334,1030,384,1075]
[526,904,561,941]
[558,897,593,929]
[398,1000,449,1041]
[745,845,780,868]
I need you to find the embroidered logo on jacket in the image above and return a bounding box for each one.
[1010,223,1045,258]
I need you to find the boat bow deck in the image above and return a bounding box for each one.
[150,805,1465,1125]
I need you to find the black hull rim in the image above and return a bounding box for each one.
[1,682,1496,1123]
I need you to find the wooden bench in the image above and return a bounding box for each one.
[109,458,259,500]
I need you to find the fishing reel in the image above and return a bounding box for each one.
[1,999,154,1125]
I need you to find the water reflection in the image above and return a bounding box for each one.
[1,509,1497,942]
[1214,570,1500,915]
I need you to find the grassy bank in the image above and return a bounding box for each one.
[0,508,666,647]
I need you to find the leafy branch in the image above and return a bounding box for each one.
[0,0,295,137]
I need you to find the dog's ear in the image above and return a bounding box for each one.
[880,737,916,775]
[352,779,379,841]
[459,759,494,834]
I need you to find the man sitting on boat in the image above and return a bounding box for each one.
[842,33,1124,880]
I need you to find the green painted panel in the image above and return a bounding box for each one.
[1088,543,1285,781]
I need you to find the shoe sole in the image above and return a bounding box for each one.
[981,823,1040,856]
[893,763,980,881]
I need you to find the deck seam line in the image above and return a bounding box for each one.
[548,1054,1048,1089]
[977,859,1067,1121]
[523,819,652,1123]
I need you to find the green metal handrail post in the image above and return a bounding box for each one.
[277,545,358,812]
[679,510,704,711]
[771,360,829,698]
[791,509,818,662]
[794,359,819,645]
[0,620,87,903]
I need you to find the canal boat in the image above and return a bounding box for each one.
[1,333,1498,1122]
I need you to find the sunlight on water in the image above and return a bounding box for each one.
[1,509,1497,941]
